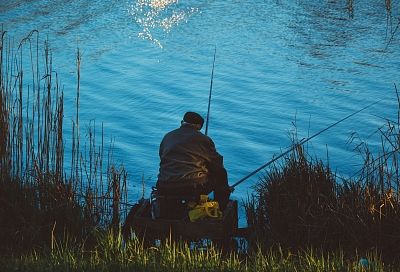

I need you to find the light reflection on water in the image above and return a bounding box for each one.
[1,1,400,224]
[128,0,199,47]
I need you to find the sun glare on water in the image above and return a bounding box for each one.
[128,0,199,48]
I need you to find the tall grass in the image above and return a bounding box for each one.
[0,230,396,272]
[0,30,128,254]
[245,88,400,264]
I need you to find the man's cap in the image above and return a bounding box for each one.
[183,112,204,126]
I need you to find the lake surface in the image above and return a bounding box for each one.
[2,0,400,222]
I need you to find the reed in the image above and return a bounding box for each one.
[0,31,128,254]
[245,89,400,264]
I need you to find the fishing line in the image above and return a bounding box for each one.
[231,98,383,189]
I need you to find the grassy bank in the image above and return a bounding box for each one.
[0,230,395,272]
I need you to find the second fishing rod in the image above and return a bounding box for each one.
[231,98,382,189]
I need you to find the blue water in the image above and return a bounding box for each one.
[2,1,400,223]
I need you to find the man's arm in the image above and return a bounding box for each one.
[203,138,225,172]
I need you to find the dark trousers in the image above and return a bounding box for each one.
[196,168,230,210]
[156,168,231,211]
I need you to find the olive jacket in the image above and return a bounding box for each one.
[157,124,225,187]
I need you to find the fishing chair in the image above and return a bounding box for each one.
[151,185,204,220]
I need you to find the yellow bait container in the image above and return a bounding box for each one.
[188,195,222,222]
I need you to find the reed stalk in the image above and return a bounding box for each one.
[0,30,129,254]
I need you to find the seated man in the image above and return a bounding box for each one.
[155,112,231,218]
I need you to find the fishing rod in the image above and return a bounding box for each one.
[230,99,383,189]
[205,46,217,136]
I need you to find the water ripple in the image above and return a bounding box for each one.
[128,0,199,47]
[1,0,399,204]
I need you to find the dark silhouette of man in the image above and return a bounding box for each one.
[156,112,231,213]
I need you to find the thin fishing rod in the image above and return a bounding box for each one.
[205,46,216,136]
[231,99,383,189]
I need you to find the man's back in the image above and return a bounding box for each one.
[158,125,222,184]
[155,112,230,212]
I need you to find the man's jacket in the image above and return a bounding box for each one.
[157,124,224,187]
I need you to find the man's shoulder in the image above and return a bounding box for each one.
[163,127,183,137]
[163,126,212,142]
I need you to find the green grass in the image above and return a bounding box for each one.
[0,231,396,272]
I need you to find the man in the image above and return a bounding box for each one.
[156,112,231,214]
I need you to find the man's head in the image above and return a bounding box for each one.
[182,112,204,130]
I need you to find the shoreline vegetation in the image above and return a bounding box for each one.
[1,30,400,271]
[0,30,128,254]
